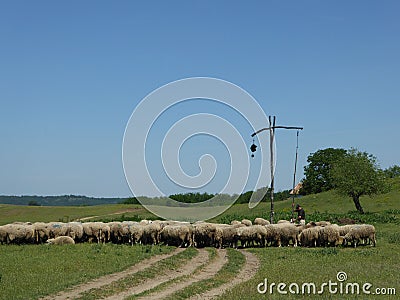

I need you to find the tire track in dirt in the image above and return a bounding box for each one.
[41,248,185,300]
[188,249,260,300]
[104,248,213,300]
[137,249,228,300]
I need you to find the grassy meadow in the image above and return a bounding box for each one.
[0,178,399,299]
[0,243,174,300]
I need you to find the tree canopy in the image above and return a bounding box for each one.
[169,192,214,204]
[331,149,386,214]
[384,165,400,178]
[301,148,347,194]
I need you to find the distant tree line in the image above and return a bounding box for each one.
[169,192,214,203]
[120,189,292,206]
[0,195,125,206]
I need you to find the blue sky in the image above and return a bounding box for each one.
[1,1,399,197]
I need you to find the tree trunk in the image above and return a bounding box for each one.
[352,194,364,214]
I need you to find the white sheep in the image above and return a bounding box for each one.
[66,222,84,242]
[141,221,162,245]
[237,225,267,248]
[318,224,340,247]
[3,223,35,244]
[128,223,143,245]
[0,225,7,244]
[264,224,281,247]
[254,217,270,226]
[241,219,253,227]
[275,223,301,247]
[192,222,217,247]
[277,220,291,224]
[338,224,356,237]
[214,225,239,249]
[298,226,321,247]
[343,224,376,247]
[47,236,75,245]
[315,221,331,227]
[159,224,193,247]
[82,222,110,244]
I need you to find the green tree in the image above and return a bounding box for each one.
[384,165,400,178]
[120,197,139,204]
[331,149,386,214]
[169,192,214,203]
[301,148,347,194]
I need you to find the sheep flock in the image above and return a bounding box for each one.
[0,218,376,248]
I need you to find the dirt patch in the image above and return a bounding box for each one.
[104,248,211,300]
[188,249,260,300]
[137,249,228,300]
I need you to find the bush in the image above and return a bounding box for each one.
[120,197,139,204]
[28,200,40,206]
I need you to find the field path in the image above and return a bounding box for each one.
[188,249,260,300]
[73,208,139,221]
[41,247,185,300]
[42,247,259,300]
[136,249,228,300]
[104,248,215,300]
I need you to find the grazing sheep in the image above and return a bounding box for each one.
[254,217,270,226]
[108,222,125,244]
[338,224,356,237]
[305,221,317,228]
[263,224,281,247]
[82,222,110,244]
[66,222,84,242]
[275,223,301,247]
[277,220,291,224]
[0,219,377,249]
[315,221,331,227]
[159,225,193,247]
[192,222,217,247]
[0,225,7,244]
[241,219,252,227]
[141,221,162,245]
[237,225,267,248]
[318,224,340,247]
[361,224,377,246]
[214,225,239,249]
[47,236,75,245]
[3,223,35,244]
[140,219,152,225]
[343,224,376,247]
[33,222,51,243]
[306,221,331,228]
[298,226,321,247]
[48,222,69,239]
[127,223,143,245]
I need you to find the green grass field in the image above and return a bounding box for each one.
[0,179,399,299]
[0,203,155,225]
[0,244,174,300]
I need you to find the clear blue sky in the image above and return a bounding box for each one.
[1,1,399,197]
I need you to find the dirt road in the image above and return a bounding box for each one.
[42,247,259,300]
